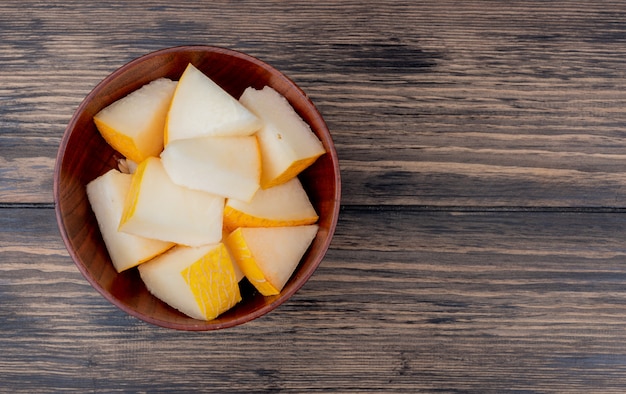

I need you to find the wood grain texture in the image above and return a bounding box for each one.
[5,207,626,392]
[4,1,626,206]
[4,0,626,392]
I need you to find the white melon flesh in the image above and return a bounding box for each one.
[161,135,261,202]
[118,157,224,247]
[138,243,241,321]
[224,177,318,229]
[239,85,325,188]
[225,225,319,294]
[86,169,174,272]
[165,63,261,144]
[94,78,177,163]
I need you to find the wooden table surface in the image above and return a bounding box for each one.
[4,1,626,392]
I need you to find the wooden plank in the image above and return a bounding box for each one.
[4,2,626,207]
[4,207,626,391]
[0,137,58,204]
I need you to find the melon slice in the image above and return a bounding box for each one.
[165,63,260,144]
[224,225,319,296]
[94,78,177,163]
[239,85,325,188]
[138,243,241,320]
[161,135,261,202]
[119,157,224,247]
[223,177,318,230]
[86,169,174,272]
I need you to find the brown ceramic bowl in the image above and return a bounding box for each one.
[54,45,341,331]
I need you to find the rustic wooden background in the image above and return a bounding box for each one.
[4,1,626,392]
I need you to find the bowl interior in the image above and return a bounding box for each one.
[54,46,340,330]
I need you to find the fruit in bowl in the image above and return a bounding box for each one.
[54,46,340,331]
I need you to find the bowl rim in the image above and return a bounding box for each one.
[53,45,341,331]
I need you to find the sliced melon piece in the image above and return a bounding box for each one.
[165,63,260,144]
[94,78,177,163]
[119,157,224,247]
[239,85,325,188]
[86,169,174,272]
[138,243,241,320]
[161,135,261,202]
[223,177,318,230]
[224,225,319,296]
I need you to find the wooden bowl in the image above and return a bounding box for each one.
[54,46,341,331]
